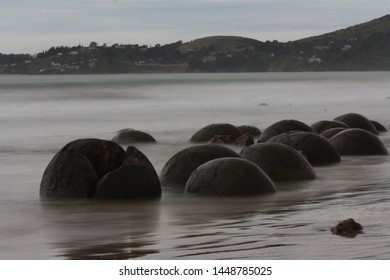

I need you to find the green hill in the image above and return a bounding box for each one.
[1,15,390,73]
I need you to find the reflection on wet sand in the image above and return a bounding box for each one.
[40,200,161,260]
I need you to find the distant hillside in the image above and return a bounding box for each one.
[1,14,390,74]
[179,36,259,53]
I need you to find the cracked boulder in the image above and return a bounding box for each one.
[329,128,388,155]
[94,146,161,199]
[185,158,276,196]
[311,120,349,134]
[241,143,316,181]
[320,127,347,139]
[334,113,378,135]
[268,131,341,165]
[190,123,242,143]
[40,139,161,199]
[160,144,240,188]
[112,128,157,144]
[257,119,313,142]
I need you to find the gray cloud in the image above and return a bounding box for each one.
[1,0,389,53]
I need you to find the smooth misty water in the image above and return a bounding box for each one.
[0,72,389,259]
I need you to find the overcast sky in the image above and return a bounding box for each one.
[1,0,389,54]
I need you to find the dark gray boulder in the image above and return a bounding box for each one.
[371,120,388,132]
[320,127,348,139]
[94,146,161,199]
[40,151,99,199]
[241,143,316,181]
[190,123,242,143]
[334,113,378,135]
[185,158,276,196]
[160,144,240,187]
[40,139,161,200]
[268,131,341,165]
[257,119,313,142]
[60,138,125,177]
[330,128,388,155]
[112,128,157,144]
[237,125,262,137]
[311,120,349,134]
[40,138,124,199]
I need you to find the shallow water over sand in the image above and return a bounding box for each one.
[0,72,389,259]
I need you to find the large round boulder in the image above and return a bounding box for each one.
[311,120,349,134]
[257,119,313,142]
[160,144,240,187]
[40,139,125,199]
[320,127,347,139]
[237,125,262,138]
[241,143,316,181]
[334,113,378,135]
[112,128,157,144]
[190,123,242,143]
[329,128,389,155]
[40,139,161,199]
[268,131,341,165]
[94,146,161,199]
[185,158,276,196]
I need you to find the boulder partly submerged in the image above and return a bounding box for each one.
[190,123,242,143]
[112,128,157,144]
[257,119,313,142]
[334,113,378,135]
[241,143,316,181]
[268,131,341,165]
[185,158,276,196]
[160,144,240,187]
[329,128,388,156]
[311,120,349,134]
[40,139,161,199]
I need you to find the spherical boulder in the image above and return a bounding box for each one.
[320,127,347,139]
[241,143,316,181]
[40,139,161,200]
[185,158,276,196]
[237,125,262,138]
[40,139,125,199]
[329,128,388,155]
[112,128,156,144]
[94,146,161,199]
[268,131,341,165]
[257,119,313,142]
[190,123,242,143]
[311,120,349,134]
[334,113,378,135]
[371,120,388,132]
[160,144,240,187]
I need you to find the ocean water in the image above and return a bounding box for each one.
[0,72,389,259]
